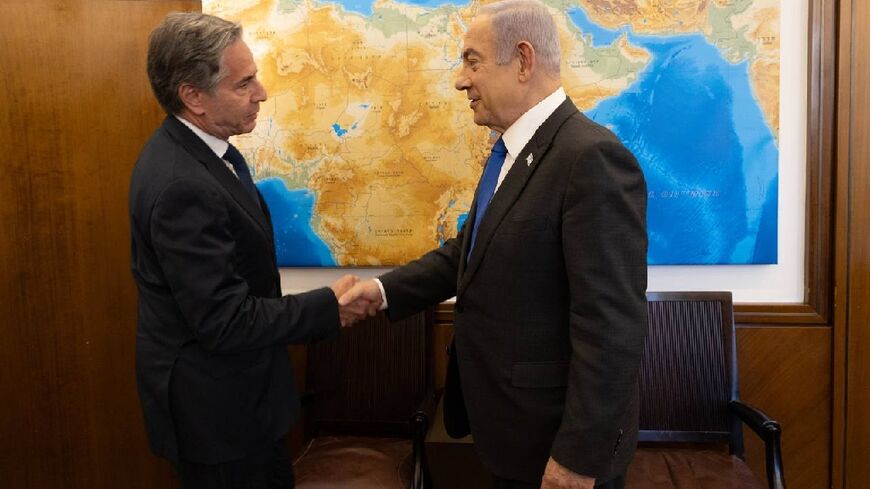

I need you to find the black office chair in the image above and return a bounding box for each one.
[293,309,435,489]
[629,291,786,489]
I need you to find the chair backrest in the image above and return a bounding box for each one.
[639,291,743,454]
[305,309,433,438]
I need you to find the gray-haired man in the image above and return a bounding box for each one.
[130,12,363,488]
[340,1,648,488]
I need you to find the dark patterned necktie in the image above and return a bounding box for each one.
[468,137,507,257]
[223,143,260,205]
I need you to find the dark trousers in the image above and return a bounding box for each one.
[175,438,294,489]
[493,474,625,489]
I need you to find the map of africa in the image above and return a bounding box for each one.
[203,0,780,266]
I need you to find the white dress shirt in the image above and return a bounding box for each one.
[496,87,566,191]
[175,115,239,178]
[374,87,568,310]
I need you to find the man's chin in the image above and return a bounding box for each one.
[241,121,257,134]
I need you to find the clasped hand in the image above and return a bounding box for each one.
[330,276,384,327]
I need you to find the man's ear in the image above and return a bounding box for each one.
[178,83,206,116]
[516,41,536,82]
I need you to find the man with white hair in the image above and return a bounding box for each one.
[340,1,648,487]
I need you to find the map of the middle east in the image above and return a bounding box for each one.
[204,0,780,266]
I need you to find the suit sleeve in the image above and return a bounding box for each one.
[550,140,648,477]
[378,225,465,320]
[150,177,340,353]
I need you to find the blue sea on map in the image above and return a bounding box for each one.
[578,17,778,264]
[254,0,779,266]
[257,178,336,266]
[336,0,460,16]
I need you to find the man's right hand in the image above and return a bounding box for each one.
[330,275,366,327]
[338,280,383,323]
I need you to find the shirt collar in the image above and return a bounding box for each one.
[175,115,229,159]
[501,87,566,158]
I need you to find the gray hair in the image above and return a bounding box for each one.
[147,12,243,114]
[480,0,561,74]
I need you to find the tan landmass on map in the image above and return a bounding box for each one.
[229,0,488,264]
[574,0,709,33]
[732,3,780,137]
[560,27,651,110]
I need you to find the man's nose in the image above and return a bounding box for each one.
[454,73,470,91]
[254,79,267,102]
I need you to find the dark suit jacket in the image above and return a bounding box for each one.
[129,116,340,464]
[380,98,648,482]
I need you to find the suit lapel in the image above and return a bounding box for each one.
[458,99,579,297]
[162,117,272,238]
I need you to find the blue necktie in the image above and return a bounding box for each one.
[468,137,507,257]
[223,143,260,206]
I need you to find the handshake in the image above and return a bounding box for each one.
[330,275,385,327]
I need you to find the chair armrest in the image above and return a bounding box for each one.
[412,391,439,427]
[410,392,438,489]
[729,400,786,489]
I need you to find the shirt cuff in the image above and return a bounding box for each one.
[373,278,389,311]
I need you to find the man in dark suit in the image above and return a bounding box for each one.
[129,12,363,489]
[339,1,648,487]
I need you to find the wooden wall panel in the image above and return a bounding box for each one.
[0,1,197,488]
[838,0,870,486]
[737,327,831,489]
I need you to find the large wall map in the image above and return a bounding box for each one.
[203,0,780,266]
